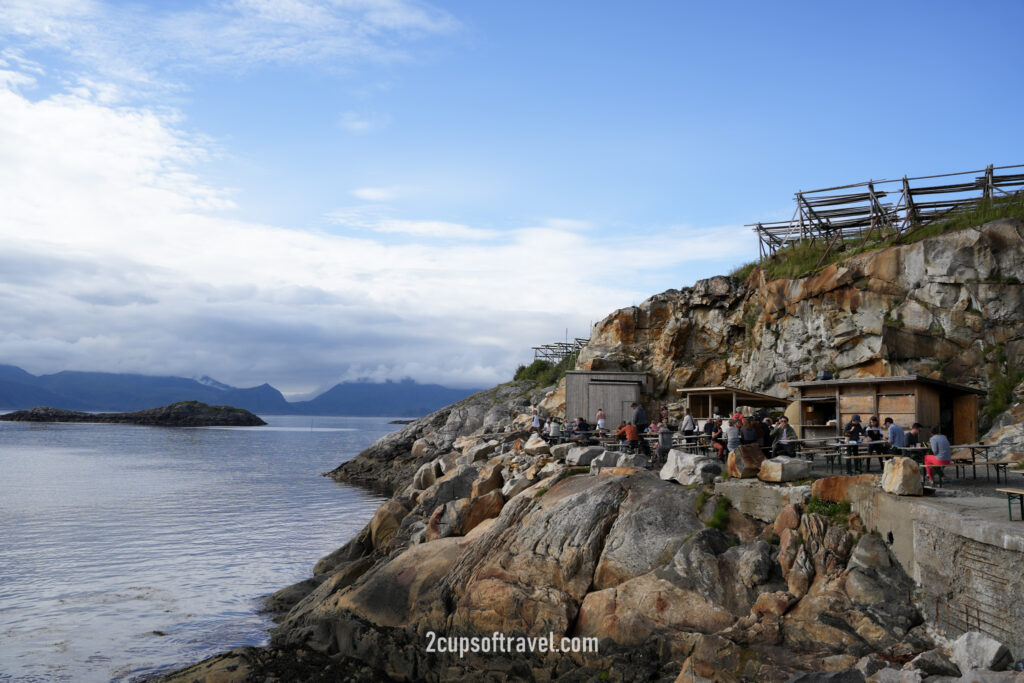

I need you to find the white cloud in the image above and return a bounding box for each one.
[0,0,460,88]
[351,186,405,201]
[0,74,756,391]
[339,110,392,133]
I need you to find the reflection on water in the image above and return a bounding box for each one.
[0,415,396,682]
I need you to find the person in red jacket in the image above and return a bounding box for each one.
[616,421,640,450]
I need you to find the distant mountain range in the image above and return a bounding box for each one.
[0,365,481,417]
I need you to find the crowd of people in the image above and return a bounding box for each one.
[532,403,951,482]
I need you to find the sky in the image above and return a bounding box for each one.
[1,1,1022,397]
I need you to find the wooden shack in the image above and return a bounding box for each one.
[789,376,985,443]
[679,386,790,428]
[565,371,649,427]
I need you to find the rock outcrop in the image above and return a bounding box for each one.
[0,401,266,426]
[577,219,1024,413]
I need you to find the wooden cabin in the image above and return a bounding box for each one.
[789,376,985,443]
[565,371,649,427]
[678,386,790,429]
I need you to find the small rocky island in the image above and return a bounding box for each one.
[0,401,267,426]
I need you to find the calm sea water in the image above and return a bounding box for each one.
[0,415,397,682]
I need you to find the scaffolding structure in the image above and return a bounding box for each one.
[751,163,1024,260]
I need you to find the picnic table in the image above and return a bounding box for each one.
[952,443,993,480]
[837,440,889,474]
[996,488,1024,520]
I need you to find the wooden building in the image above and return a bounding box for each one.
[565,371,649,427]
[679,386,790,428]
[789,376,985,443]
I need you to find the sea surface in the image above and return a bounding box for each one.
[0,415,398,682]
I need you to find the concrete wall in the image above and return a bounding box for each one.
[851,487,1024,656]
[715,480,811,523]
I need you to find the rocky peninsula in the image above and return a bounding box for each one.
[0,401,267,426]
[164,218,1024,682]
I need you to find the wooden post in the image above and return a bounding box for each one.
[902,176,916,231]
[984,164,994,200]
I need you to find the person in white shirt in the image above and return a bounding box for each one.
[681,408,696,435]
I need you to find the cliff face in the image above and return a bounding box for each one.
[578,218,1024,402]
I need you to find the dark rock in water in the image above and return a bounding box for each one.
[0,401,266,426]
[388,419,416,424]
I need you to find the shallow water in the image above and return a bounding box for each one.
[0,415,396,682]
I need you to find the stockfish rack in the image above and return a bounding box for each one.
[751,163,1024,260]
[533,338,589,363]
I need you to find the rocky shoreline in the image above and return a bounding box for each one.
[162,220,1024,682]
[0,401,267,426]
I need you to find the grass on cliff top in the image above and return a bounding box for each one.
[513,353,577,388]
[738,192,1024,282]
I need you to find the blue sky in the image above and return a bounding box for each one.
[1,1,1022,395]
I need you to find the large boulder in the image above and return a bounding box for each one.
[758,455,810,482]
[616,451,649,469]
[880,457,922,496]
[811,474,879,503]
[411,459,443,490]
[589,449,620,471]
[566,445,605,466]
[463,439,498,461]
[470,462,504,498]
[660,449,722,485]
[523,433,551,456]
[463,489,505,533]
[727,443,765,478]
[369,500,409,550]
[950,631,1013,672]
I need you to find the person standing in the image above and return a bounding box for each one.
[595,407,607,434]
[631,402,649,455]
[531,406,541,433]
[681,408,696,436]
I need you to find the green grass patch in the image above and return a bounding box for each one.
[695,489,711,514]
[806,496,851,525]
[513,353,577,388]
[534,487,549,498]
[752,192,1024,282]
[705,496,732,530]
[730,261,757,282]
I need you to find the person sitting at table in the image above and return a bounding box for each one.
[724,418,741,457]
[710,419,726,460]
[615,421,640,451]
[740,416,765,447]
[770,416,798,457]
[548,418,562,440]
[647,421,661,434]
[905,423,923,447]
[925,424,952,483]
[571,417,591,438]
[883,417,905,452]
[703,417,716,438]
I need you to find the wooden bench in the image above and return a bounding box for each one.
[996,488,1024,520]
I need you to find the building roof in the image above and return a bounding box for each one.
[789,375,985,395]
[677,386,790,408]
